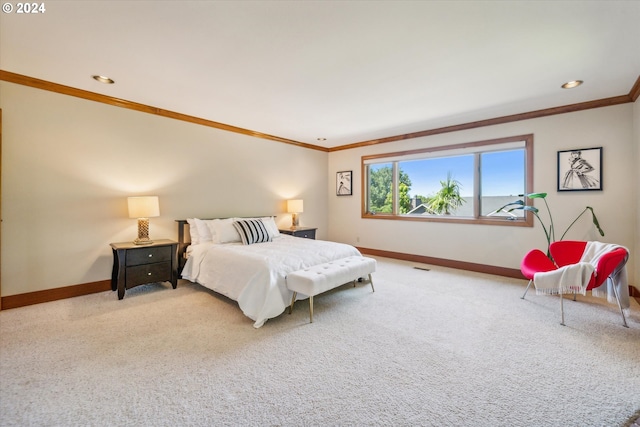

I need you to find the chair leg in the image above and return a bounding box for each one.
[289,291,297,314]
[355,275,375,292]
[309,295,314,323]
[522,280,533,299]
[609,278,629,328]
[560,292,565,326]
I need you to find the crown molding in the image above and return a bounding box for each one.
[2,70,638,154]
[0,70,328,152]
[330,75,640,152]
[629,74,640,102]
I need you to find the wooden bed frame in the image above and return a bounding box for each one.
[175,219,192,272]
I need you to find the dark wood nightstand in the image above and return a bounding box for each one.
[279,227,317,240]
[110,239,178,300]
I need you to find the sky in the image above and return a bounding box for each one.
[373,149,525,198]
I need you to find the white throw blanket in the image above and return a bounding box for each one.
[533,262,594,295]
[533,241,630,311]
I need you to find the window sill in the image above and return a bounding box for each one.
[361,213,532,227]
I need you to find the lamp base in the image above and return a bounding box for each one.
[291,213,299,228]
[133,218,154,245]
[133,238,154,245]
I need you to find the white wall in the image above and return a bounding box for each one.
[0,82,328,296]
[2,81,638,298]
[328,104,638,284]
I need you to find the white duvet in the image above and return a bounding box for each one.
[181,235,362,328]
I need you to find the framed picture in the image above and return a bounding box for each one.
[336,171,352,196]
[557,147,602,191]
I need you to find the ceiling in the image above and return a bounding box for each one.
[1,1,639,149]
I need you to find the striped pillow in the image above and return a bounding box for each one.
[232,219,272,245]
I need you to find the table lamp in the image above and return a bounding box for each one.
[287,199,303,229]
[128,196,160,245]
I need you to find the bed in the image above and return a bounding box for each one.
[176,217,362,328]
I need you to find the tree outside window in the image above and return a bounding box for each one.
[362,134,532,226]
[367,164,413,214]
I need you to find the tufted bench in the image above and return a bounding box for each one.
[287,256,376,323]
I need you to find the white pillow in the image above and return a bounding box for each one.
[235,217,280,238]
[260,217,280,238]
[186,218,200,245]
[207,218,241,244]
[193,218,214,243]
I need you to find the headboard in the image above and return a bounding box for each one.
[175,216,276,273]
[175,219,192,272]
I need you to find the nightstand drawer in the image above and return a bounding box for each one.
[126,246,172,266]
[126,261,172,288]
[296,230,316,239]
[279,227,317,240]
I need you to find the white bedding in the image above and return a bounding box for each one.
[181,234,362,328]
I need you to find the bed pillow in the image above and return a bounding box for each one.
[208,218,241,244]
[260,217,280,238]
[233,219,272,245]
[235,216,280,238]
[186,218,200,245]
[193,218,214,243]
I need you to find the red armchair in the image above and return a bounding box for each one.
[520,241,629,327]
[520,249,556,299]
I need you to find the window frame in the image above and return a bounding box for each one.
[361,134,534,227]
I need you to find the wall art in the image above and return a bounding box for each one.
[557,147,602,191]
[337,170,352,196]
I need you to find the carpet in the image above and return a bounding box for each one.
[1,256,639,426]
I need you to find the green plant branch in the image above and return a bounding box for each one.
[496,193,605,259]
[559,206,604,241]
[542,197,555,242]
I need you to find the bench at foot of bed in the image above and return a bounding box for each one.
[286,256,376,323]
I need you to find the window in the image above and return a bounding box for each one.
[362,134,533,226]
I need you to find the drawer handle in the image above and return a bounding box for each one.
[148,254,153,257]
[148,273,152,276]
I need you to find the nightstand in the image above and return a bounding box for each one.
[110,239,178,300]
[279,227,317,240]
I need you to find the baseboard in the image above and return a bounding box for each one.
[357,247,640,302]
[1,254,638,310]
[630,285,640,305]
[1,280,112,310]
[357,246,524,278]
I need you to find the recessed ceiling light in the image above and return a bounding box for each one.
[561,80,583,89]
[92,75,115,84]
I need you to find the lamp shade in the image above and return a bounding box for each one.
[128,196,160,219]
[287,199,304,213]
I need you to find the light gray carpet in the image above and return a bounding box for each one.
[1,257,639,427]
